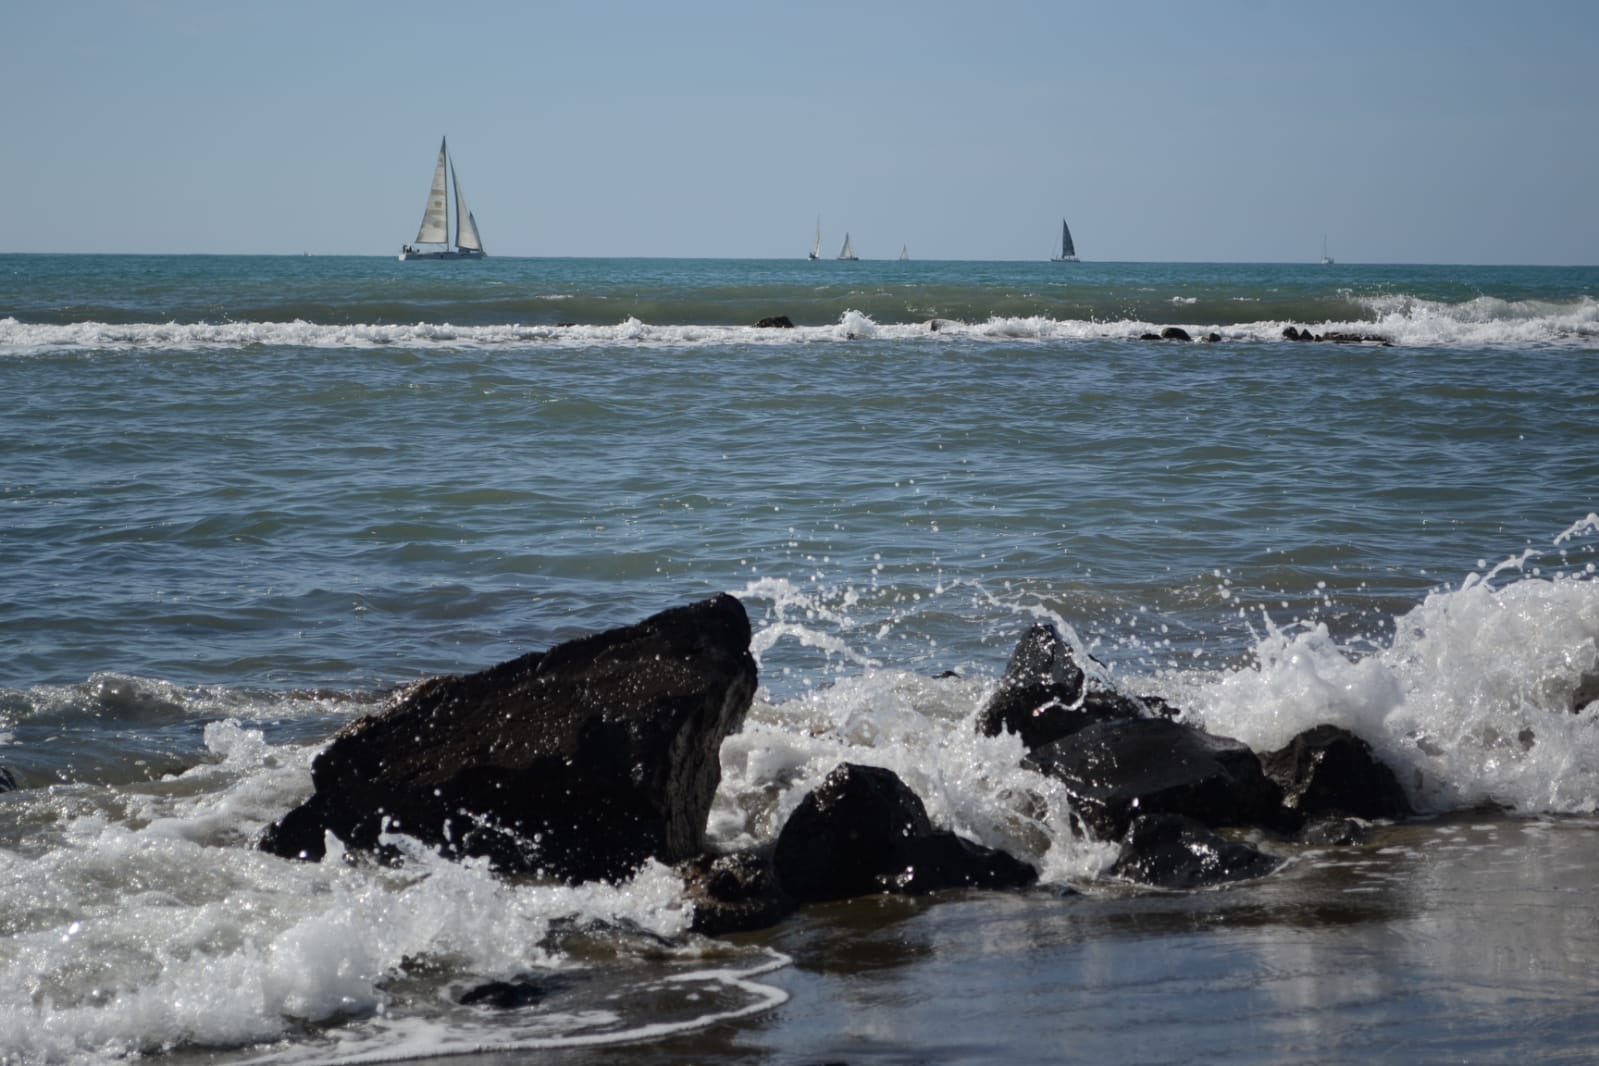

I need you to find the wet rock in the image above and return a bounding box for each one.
[1260,724,1412,822]
[1202,332,1222,343]
[677,847,796,935]
[755,315,794,328]
[1110,813,1282,889]
[1159,326,1192,342]
[975,623,1145,752]
[458,976,553,1009]
[259,594,758,884]
[1023,718,1285,839]
[771,763,1037,904]
[1572,670,1599,713]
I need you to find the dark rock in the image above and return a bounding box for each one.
[771,763,1036,903]
[1139,332,1162,341]
[754,315,794,329]
[259,594,758,884]
[459,976,552,1009]
[1023,718,1285,839]
[975,624,1147,752]
[1569,670,1599,713]
[1159,326,1192,342]
[677,848,796,935]
[1202,332,1222,343]
[1110,813,1282,889]
[1261,724,1412,821]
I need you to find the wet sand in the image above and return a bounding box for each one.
[495,814,1599,1065]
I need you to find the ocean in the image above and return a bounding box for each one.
[2,253,1597,1064]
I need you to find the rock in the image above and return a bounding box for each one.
[1159,326,1192,342]
[259,594,758,883]
[0,766,15,792]
[1023,718,1285,839]
[1202,332,1221,343]
[771,763,1037,904]
[754,315,794,328]
[1569,670,1599,713]
[1110,813,1281,889]
[1260,724,1412,821]
[975,624,1148,752]
[677,848,796,935]
[458,976,553,1009]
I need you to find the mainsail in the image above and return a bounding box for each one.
[837,232,857,260]
[414,141,450,246]
[1052,219,1078,262]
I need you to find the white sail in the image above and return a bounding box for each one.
[451,160,484,253]
[414,139,450,245]
[810,217,821,260]
[837,233,857,260]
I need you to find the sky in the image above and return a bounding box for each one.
[4,0,1596,264]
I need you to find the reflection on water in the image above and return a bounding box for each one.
[523,815,1599,1065]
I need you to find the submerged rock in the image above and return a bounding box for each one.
[1110,813,1282,889]
[1023,718,1285,839]
[1261,724,1412,821]
[771,763,1037,904]
[754,315,794,328]
[259,594,757,883]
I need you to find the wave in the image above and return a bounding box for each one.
[3,293,1595,356]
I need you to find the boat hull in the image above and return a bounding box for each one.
[399,248,486,261]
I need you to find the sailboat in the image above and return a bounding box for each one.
[837,232,858,261]
[1050,219,1078,262]
[1320,236,1335,265]
[899,244,909,261]
[808,217,821,260]
[399,137,486,261]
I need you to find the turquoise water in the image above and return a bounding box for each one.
[1,255,1598,1063]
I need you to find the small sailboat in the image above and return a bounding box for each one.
[808,217,821,260]
[898,244,909,261]
[1050,219,1078,262]
[1320,236,1335,265]
[837,232,858,261]
[399,137,486,261]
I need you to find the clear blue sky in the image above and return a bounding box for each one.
[5,0,1595,263]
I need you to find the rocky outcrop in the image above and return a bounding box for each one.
[1282,325,1392,345]
[1023,717,1286,839]
[677,848,796,935]
[975,623,1148,752]
[771,763,1037,904]
[754,315,794,328]
[1261,724,1412,821]
[259,594,758,884]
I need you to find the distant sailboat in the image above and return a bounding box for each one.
[399,137,486,261]
[899,244,909,261]
[837,232,858,261]
[1320,236,1335,265]
[1050,219,1078,262]
[808,217,821,260]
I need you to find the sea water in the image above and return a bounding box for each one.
[1,254,1597,1063]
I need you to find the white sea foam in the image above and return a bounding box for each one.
[1164,534,1599,815]
[5,293,1593,356]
